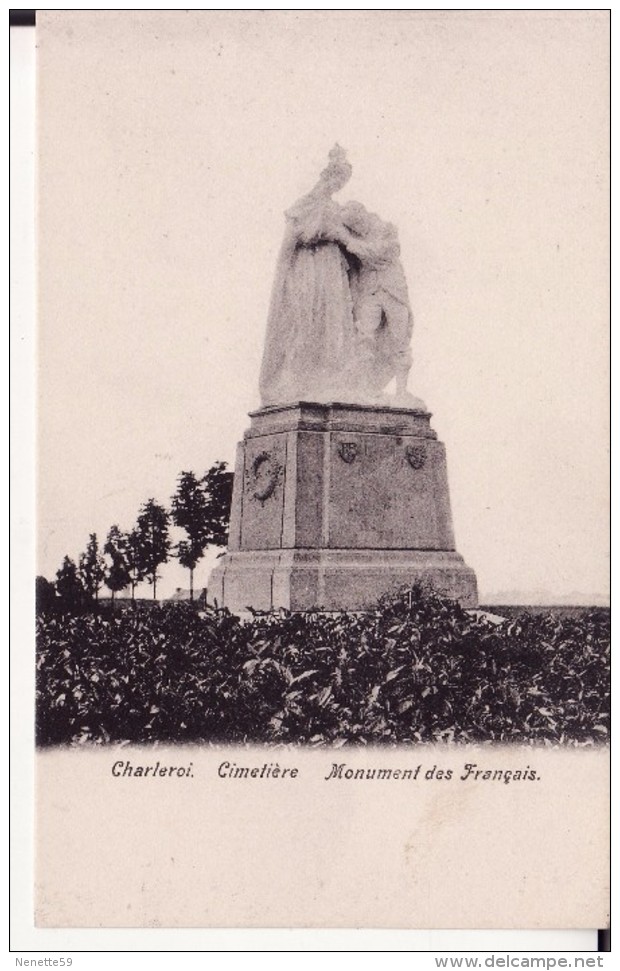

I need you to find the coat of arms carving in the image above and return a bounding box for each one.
[405,444,426,470]
[337,442,359,464]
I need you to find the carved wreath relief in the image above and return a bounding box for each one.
[405,444,426,470]
[245,450,283,502]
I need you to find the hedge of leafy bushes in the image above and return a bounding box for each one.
[35,585,610,747]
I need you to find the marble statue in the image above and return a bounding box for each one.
[259,146,425,409]
[340,200,416,403]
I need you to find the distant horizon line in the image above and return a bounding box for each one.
[73,588,610,608]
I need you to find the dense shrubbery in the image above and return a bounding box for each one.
[35,586,610,747]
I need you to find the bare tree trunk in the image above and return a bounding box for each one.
[190,567,194,602]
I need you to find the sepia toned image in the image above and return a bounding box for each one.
[32,10,609,931]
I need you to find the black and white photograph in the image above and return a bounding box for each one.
[21,8,610,936]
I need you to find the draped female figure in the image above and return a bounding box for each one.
[259,146,359,406]
[259,146,422,408]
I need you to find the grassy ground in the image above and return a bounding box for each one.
[481,604,610,620]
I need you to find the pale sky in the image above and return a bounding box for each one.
[36,10,609,602]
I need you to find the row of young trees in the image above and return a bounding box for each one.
[41,463,233,611]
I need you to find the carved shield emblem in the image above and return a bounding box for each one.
[338,442,358,464]
[406,445,426,470]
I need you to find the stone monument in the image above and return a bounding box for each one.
[209,146,477,611]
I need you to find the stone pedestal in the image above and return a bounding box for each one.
[209,402,477,611]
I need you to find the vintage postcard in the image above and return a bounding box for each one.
[31,10,609,934]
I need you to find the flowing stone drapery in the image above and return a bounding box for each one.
[259,145,424,409]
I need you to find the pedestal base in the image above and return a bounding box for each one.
[209,401,478,612]
[209,548,478,612]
